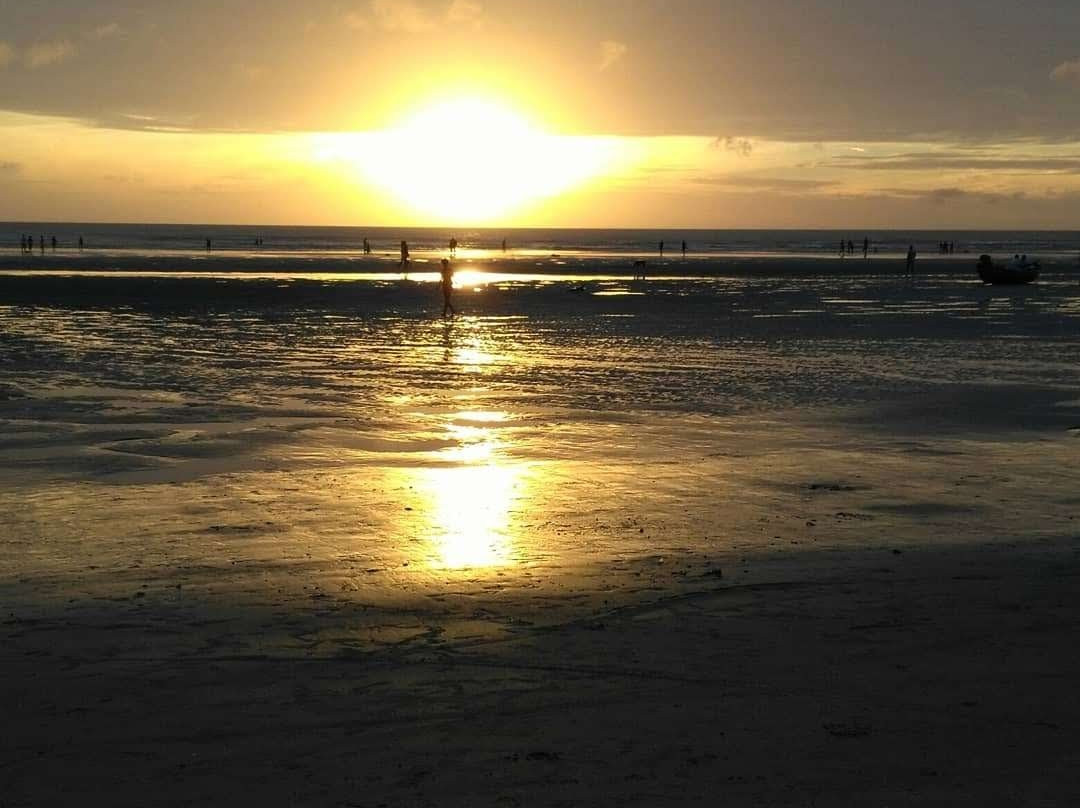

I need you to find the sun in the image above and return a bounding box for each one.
[316,95,627,223]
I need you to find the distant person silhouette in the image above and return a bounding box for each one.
[39,235,44,255]
[206,238,212,252]
[441,258,456,317]
[501,238,507,253]
[863,237,869,259]
[682,240,687,257]
[449,237,457,256]
[78,236,84,251]
[400,240,410,272]
[659,240,665,258]
[906,244,917,276]
[363,237,370,255]
[51,236,56,252]
[840,239,845,258]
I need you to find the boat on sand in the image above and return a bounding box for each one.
[977,254,1039,285]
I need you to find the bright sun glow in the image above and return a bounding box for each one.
[313,96,630,223]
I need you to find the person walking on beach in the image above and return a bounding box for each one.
[906,244,917,277]
[501,238,507,253]
[206,238,212,252]
[363,237,370,255]
[682,240,687,258]
[400,240,410,273]
[39,235,44,255]
[78,236,84,251]
[659,240,665,258]
[449,237,457,257]
[863,237,869,259]
[51,236,57,252]
[440,258,456,318]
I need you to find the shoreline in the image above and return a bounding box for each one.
[1,251,1078,278]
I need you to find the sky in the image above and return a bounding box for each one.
[2,0,1080,227]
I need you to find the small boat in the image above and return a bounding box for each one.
[976,254,1039,285]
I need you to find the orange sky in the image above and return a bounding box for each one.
[3,0,1080,227]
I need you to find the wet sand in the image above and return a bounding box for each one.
[3,248,1078,279]
[2,271,1079,805]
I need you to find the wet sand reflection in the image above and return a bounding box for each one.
[417,409,525,570]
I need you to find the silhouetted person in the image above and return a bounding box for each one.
[441,258,456,317]
[51,236,56,252]
[400,240,410,272]
[847,239,854,255]
[682,240,687,257]
[206,238,212,252]
[19,235,26,253]
[449,237,457,256]
[659,240,665,257]
[863,237,869,259]
[39,235,44,255]
[78,236,84,251]
[363,237,370,255]
[501,238,507,253]
[840,239,846,258]
[906,244,917,276]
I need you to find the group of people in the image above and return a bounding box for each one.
[839,238,879,258]
[392,239,456,318]
[19,234,83,253]
[938,241,957,254]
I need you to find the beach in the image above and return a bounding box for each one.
[2,262,1079,805]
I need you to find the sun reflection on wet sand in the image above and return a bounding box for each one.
[416,409,526,570]
[421,459,523,570]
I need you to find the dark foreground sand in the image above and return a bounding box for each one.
[2,271,1078,806]
[4,539,1080,807]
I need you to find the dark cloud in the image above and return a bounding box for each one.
[0,0,1079,142]
[713,137,753,157]
[832,152,1080,173]
[696,175,836,192]
[867,187,1031,205]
